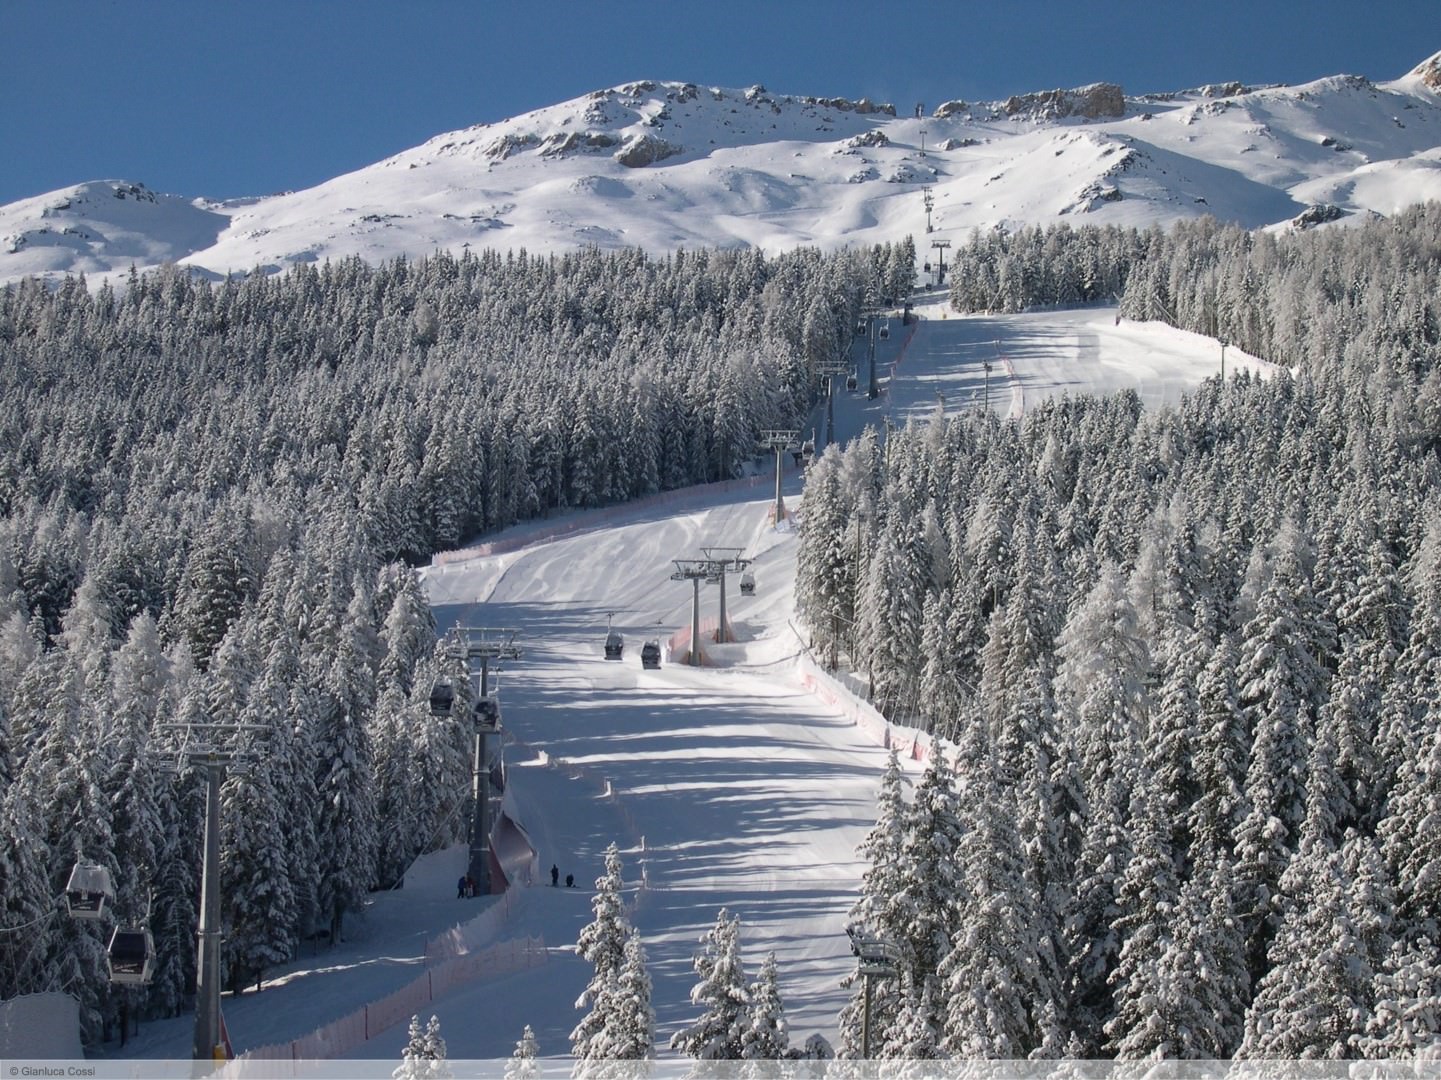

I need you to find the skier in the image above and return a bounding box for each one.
[565,873,575,888]
[456,875,467,900]
[551,864,560,887]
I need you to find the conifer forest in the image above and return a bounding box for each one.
[799,205,1441,1057]
[6,199,1441,1060]
[0,240,912,1041]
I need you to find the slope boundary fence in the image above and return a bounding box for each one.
[229,934,547,1068]
[788,621,949,769]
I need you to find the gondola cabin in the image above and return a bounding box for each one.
[604,631,624,661]
[739,571,756,596]
[105,928,154,986]
[107,928,155,986]
[474,695,501,729]
[65,862,114,920]
[428,678,456,718]
[641,641,662,670]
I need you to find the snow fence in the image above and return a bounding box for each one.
[232,933,546,1067]
[232,782,545,1065]
[793,632,948,769]
[423,872,525,962]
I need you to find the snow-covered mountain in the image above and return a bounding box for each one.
[4,50,1441,286]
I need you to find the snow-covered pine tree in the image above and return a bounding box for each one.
[0,791,51,995]
[1358,936,1441,1058]
[572,841,634,1066]
[377,565,437,697]
[1103,777,1179,1058]
[587,931,656,1068]
[884,972,941,1065]
[740,951,789,1060]
[1237,835,1376,1058]
[670,908,749,1060]
[394,1014,451,1080]
[938,715,1040,1059]
[505,1025,541,1080]
[219,728,296,991]
[1380,705,1441,944]
[1187,630,1247,863]
[837,751,908,1053]
[894,750,965,990]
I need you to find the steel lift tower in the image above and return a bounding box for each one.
[445,626,522,893]
[670,559,712,665]
[759,429,799,524]
[700,546,751,644]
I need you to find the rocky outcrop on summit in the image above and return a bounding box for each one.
[1004,83,1126,121]
[1412,50,1441,91]
[614,133,682,168]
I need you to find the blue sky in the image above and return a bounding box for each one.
[4,0,1438,205]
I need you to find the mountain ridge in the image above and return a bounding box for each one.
[3,53,1440,287]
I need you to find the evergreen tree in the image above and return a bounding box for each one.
[1359,937,1441,1058]
[1103,779,1179,1058]
[671,908,749,1060]
[938,720,1040,1058]
[893,751,965,989]
[838,752,908,1052]
[572,842,634,1064]
[586,932,656,1067]
[740,951,789,1060]
[395,1014,451,1080]
[505,1025,542,1080]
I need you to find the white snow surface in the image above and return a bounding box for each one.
[4,60,1441,287]
[93,300,1265,1069]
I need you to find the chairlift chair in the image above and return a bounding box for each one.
[65,862,114,921]
[641,640,662,670]
[855,319,867,336]
[739,571,756,596]
[604,630,624,661]
[107,927,155,986]
[846,371,858,392]
[879,321,890,340]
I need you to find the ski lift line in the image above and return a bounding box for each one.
[0,902,62,935]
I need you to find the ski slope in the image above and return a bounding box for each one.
[90,301,1268,1069]
[816,290,1274,453]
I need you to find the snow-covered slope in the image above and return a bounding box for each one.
[0,181,229,282]
[85,303,1262,1066]
[4,53,1441,286]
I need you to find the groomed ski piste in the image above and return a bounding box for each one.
[95,294,1275,1072]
